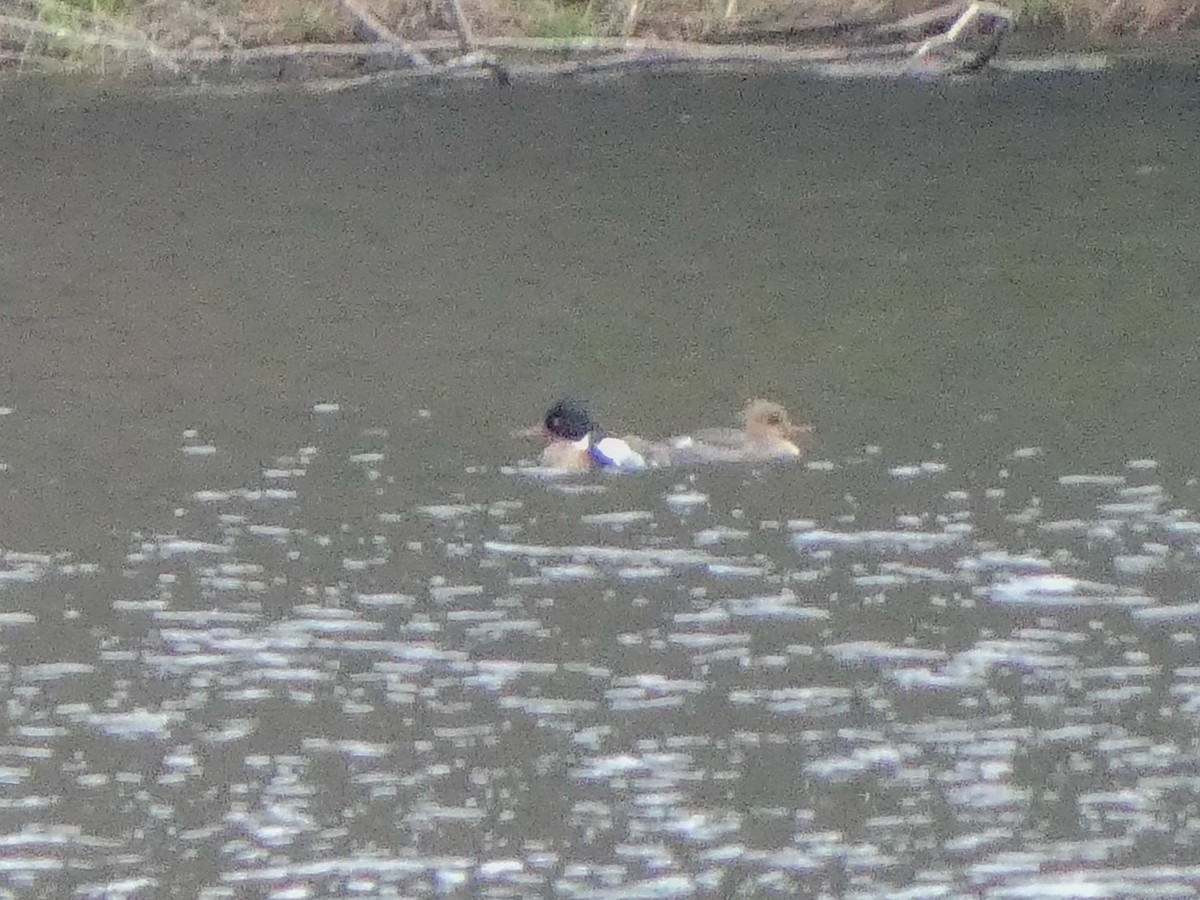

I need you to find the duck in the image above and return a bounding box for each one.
[665,399,809,464]
[519,398,648,472]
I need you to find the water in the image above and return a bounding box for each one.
[2,67,1200,897]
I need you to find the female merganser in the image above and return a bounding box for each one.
[666,399,809,464]
[527,398,648,471]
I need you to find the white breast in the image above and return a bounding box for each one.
[591,436,646,470]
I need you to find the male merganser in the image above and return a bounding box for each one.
[525,398,647,471]
[666,399,809,464]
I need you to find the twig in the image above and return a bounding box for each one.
[623,0,641,37]
[175,37,888,70]
[425,35,632,50]
[876,1,967,35]
[910,1,1014,73]
[439,49,489,69]
[182,42,397,62]
[328,0,430,65]
[444,0,477,53]
[1095,0,1127,31]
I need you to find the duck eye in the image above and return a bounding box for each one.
[766,414,781,425]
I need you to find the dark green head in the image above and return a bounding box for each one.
[543,398,596,442]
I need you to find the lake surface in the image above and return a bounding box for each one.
[2,66,1200,897]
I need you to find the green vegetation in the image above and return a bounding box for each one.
[54,0,127,13]
[33,0,128,29]
[527,4,596,38]
[279,1,343,43]
[11,0,136,69]
[1011,0,1065,26]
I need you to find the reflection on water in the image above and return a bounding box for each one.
[2,68,1200,896]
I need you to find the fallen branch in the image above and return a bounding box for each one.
[436,35,635,50]
[444,0,477,54]
[623,0,641,37]
[181,41,405,62]
[909,1,1014,73]
[466,36,891,59]
[328,0,431,66]
[876,1,972,35]
[172,35,908,75]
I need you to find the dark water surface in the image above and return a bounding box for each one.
[2,68,1200,897]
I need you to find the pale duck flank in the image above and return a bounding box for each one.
[590,435,646,471]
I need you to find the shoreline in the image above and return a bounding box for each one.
[1,0,1197,85]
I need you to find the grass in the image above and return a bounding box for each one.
[1012,0,1067,27]
[30,0,128,30]
[277,1,343,42]
[1005,0,1198,32]
[527,3,594,38]
[0,0,1195,76]
[2,0,146,71]
[53,0,127,13]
